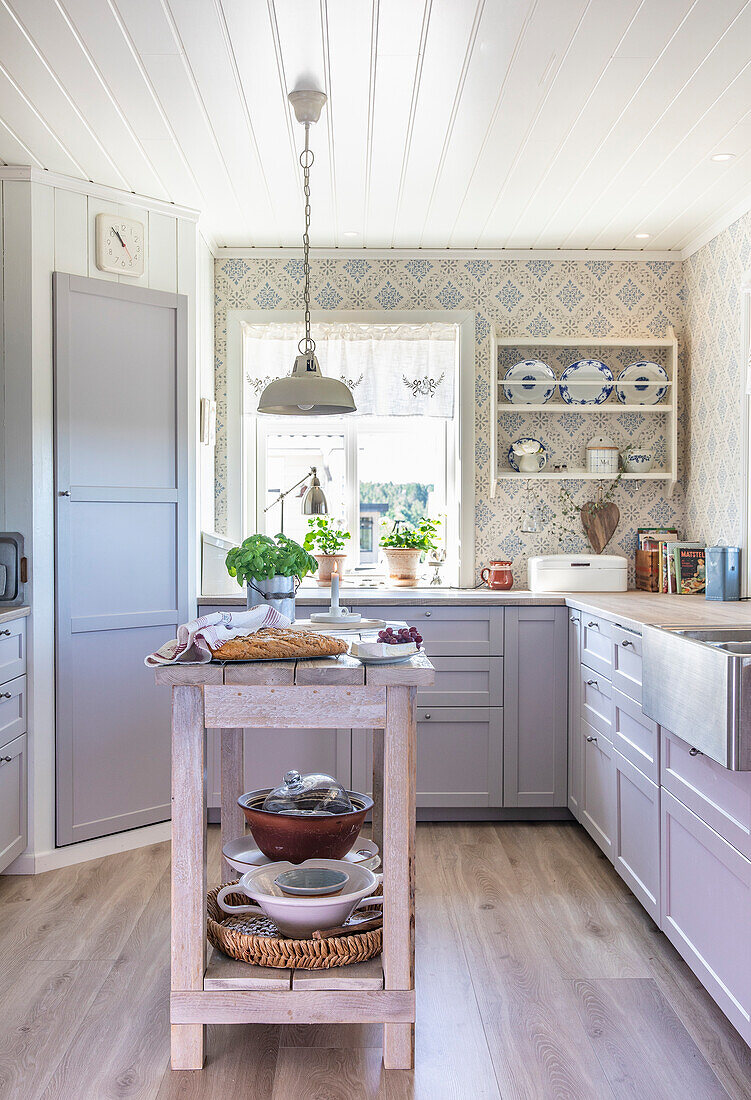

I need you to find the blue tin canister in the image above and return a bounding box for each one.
[705,546,741,601]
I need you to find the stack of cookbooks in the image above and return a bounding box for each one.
[635,529,706,594]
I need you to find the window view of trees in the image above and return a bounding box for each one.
[359,481,434,528]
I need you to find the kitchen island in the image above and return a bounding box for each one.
[155,648,434,1072]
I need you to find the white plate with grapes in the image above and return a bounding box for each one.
[349,626,424,664]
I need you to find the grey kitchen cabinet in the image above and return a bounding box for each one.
[54,276,189,845]
[612,746,660,921]
[0,617,26,683]
[580,614,613,678]
[352,706,503,808]
[661,787,751,1045]
[0,733,27,871]
[567,610,582,820]
[580,719,615,859]
[418,655,503,708]
[243,727,352,795]
[358,604,504,656]
[503,606,568,807]
[612,686,659,785]
[0,674,26,747]
[611,621,643,704]
[580,666,613,739]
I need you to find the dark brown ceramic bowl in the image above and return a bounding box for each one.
[237,788,374,864]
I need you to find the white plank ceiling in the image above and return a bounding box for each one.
[1,0,750,251]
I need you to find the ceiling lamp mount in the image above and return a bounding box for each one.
[258,89,356,417]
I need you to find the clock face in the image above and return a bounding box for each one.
[95,214,145,276]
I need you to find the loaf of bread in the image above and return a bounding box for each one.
[211,627,348,661]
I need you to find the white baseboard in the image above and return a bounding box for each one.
[3,821,172,875]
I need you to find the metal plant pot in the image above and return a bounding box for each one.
[246,574,297,621]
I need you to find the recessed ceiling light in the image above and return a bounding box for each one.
[710,152,735,162]
[635,233,650,240]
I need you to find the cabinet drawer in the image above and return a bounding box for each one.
[418,656,502,707]
[581,667,613,738]
[0,617,25,684]
[661,788,751,1044]
[363,605,503,656]
[613,747,660,921]
[611,623,642,704]
[580,616,612,678]
[612,686,658,784]
[0,732,27,872]
[661,728,751,860]
[0,675,27,748]
[581,720,614,860]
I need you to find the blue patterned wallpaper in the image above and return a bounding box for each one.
[214,256,686,583]
[683,210,751,546]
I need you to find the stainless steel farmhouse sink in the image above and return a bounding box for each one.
[642,624,751,770]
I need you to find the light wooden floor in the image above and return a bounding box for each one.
[1,822,750,1100]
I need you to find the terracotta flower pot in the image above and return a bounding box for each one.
[382,547,421,587]
[314,553,348,586]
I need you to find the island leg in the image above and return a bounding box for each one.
[382,685,417,1069]
[372,728,384,856]
[171,685,207,1070]
[221,728,245,882]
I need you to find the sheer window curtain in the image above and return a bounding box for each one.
[242,321,458,417]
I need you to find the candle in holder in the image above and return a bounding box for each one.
[330,563,340,611]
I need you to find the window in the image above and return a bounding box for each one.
[241,318,469,585]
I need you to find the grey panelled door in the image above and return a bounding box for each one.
[54,274,188,845]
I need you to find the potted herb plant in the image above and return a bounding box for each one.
[380,518,440,587]
[225,533,318,619]
[303,516,352,586]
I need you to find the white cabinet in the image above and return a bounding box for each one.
[568,611,582,820]
[0,616,27,873]
[580,615,613,678]
[0,732,26,870]
[611,622,643,704]
[612,747,660,921]
[580,720,614,859]
[661,788,751,1044]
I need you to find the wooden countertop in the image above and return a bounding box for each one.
[154,650,435,688]
[199,588,566,607]
[565,592,751,632]
[0,605,29,625]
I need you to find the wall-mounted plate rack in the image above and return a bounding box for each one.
[489,327,678,498]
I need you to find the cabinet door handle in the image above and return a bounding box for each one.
[0,692,11,699]
[0,755,11,764]
[424,610,432,617]
[586,679,598,688]
[586,735,597,743]
[621,639,634,648]
[0,629,9,636]
[423,713,431,720]
[570,615,580,623]
[58,489,70,496]
[587,621,598,629]
[688,746,703,757]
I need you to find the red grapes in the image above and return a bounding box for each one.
[377,625,422,649]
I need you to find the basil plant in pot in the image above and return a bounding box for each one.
[225,533,318,620]
[303,516,351,586]
[380,518,440,588]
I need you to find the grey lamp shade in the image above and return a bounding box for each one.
[257,352,356,416]
[302,476,328,515]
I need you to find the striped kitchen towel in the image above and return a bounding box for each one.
[144,605,290,666]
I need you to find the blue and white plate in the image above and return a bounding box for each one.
[616,361,668,405]
[503,359,556,405]
[560,359,614,405]
[507,437,549,473]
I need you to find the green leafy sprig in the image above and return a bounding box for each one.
[303,516,351,555]
[547,474,622,544]
[380,517,440,553]
[225,533,318,587]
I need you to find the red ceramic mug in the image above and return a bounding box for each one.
[481,561,513,590]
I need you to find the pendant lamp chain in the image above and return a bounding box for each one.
[299,122,315,356]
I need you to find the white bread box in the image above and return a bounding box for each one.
[528,554,627,593]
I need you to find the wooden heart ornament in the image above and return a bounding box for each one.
[581,501,620,554]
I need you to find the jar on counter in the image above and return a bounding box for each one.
[480,561,514,590]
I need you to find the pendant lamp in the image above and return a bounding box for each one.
[257,90,356,417]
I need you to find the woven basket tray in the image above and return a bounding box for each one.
[207,882,383,970]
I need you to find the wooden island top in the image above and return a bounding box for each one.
[156,649,434,1074]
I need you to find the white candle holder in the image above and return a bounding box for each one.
[310,606,362,624]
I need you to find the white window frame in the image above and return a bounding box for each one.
[741,269,751,595]
[225,309,475,587]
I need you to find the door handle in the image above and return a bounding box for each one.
[621,639,634,648]
[0,692,11,699]
[587,621,598,628]
[0,630,9,637]
[423,713,431,720]
[424,611,432,617]
[58,490,70,497]
[570,615,580,623]
[586,735,597,743]
[0,756,11,765]
[586,679,598,688]
[688,747,703,757]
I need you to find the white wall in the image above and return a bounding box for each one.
[0,168,210,870]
